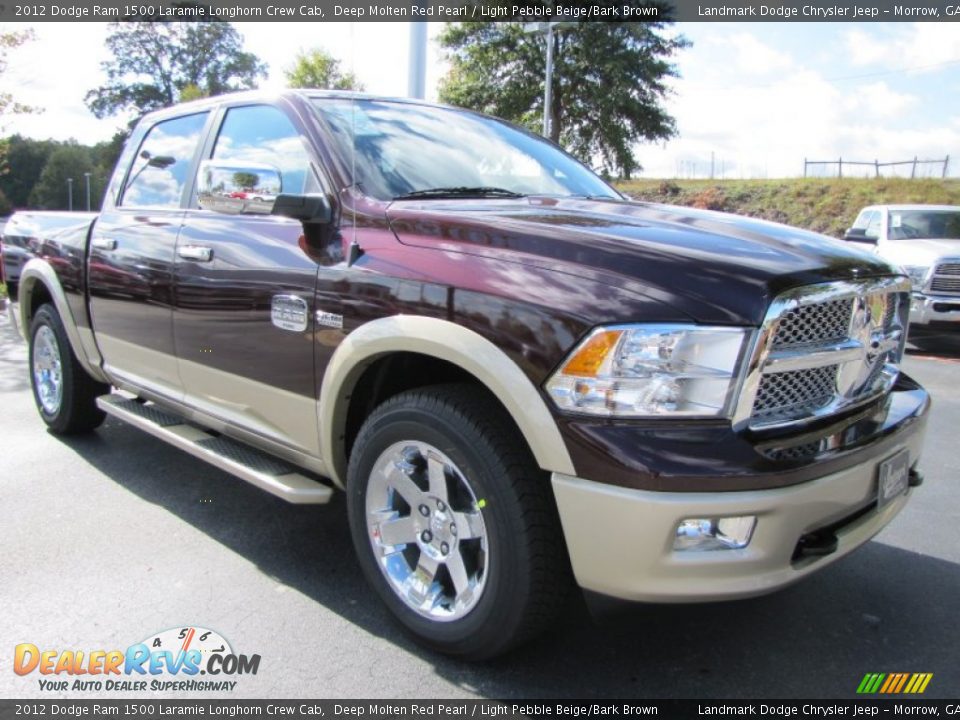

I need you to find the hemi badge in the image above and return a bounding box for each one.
[316,310,344,329]
[271,295,309,332]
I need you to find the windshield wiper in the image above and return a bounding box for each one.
[392,186,525,200]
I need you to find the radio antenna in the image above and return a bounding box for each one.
[348,24,360,264]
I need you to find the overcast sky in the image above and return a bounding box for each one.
[0,21,957,179]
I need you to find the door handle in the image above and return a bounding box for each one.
[177,246,213,262]
[91,237,117,251]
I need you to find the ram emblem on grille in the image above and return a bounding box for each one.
[841,295,888,398]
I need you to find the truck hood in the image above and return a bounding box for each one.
[386,196,898,326]
[877,238,960,268]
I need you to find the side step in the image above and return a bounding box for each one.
[97,395,333,504]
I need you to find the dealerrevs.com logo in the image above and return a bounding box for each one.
[13,626,261,693]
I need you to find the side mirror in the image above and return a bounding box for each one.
[843,228,875,243]
[197,160,282,216]
[271,194,333,224]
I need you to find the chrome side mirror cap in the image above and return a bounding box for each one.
[197,160,282,216]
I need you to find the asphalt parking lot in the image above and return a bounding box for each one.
[1,307,958,700]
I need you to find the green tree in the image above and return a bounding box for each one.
[29,144,105,211]
[0,29,38,125]
[284,48,364,91]
[438,20,687,179]
[232,171,259,189]
[91,131,127,180]
[0,135,56,208]
[85,22,267,119]
[0,29,41,190]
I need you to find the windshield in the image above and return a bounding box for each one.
[888,209,960,240]
[311,98,619,202]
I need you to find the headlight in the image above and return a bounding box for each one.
[545,324,749,418]
[902,265,929,289]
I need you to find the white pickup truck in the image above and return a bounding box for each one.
[845,204,960,327]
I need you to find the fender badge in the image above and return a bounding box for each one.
[315,310,344,330]
[271,295,309,332]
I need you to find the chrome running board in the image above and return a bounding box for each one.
[97,394,333,504]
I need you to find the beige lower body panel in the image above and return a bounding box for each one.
[553,432,924,603]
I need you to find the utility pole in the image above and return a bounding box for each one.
[84,172,92,211]
[407,21,427,99]
[523,21,576,139]
[67,178,73,211]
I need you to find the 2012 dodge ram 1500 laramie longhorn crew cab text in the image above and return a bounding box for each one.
[4,91,929,659]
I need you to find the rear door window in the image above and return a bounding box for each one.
[121,112,208,209]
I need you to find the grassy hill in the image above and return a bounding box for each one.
[2,178,958,301]
[616,178,960,239]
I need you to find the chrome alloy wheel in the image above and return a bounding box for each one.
[33,325,63,415]
[365,441,489,622]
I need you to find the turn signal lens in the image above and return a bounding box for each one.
[561,329,622,376]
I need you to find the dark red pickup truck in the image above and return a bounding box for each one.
[4,91,929,659]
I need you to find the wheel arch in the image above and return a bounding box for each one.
[318,315,575,489]
[18,259,108,383]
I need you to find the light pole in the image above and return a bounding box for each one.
[408,21,427,100]
[67,178,73,211]
[84,172,91,211]
[522,21,575,140]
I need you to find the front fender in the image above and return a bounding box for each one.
[318,315,575,489]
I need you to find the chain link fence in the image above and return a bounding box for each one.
[804,156,950,179]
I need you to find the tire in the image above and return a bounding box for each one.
[346,383,570,659]
[5,281,17,300]
[29,303,108,434]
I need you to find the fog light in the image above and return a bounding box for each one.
[674,516,756,551]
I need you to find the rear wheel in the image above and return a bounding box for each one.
[346,384,570,659]
[29,304,108,434]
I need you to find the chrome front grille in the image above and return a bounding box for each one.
[734,278,910,430]
[931,277,960,292]
[752,365,838,422]
[929,259,960,295]
[772,299,852,347]
[934,262,960,276]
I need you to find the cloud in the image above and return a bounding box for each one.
[845,23,960,69]
[639,28,959,179]
[844,81,917,118]
[709,32,795,76]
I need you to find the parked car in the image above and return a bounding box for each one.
[844,204,960,327]
[2,214,33,297]
[6,91,929,659]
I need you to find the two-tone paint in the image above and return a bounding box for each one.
[11,90,928,500]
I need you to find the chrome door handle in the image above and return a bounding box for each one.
[177,246,213,262]
[91,237,117,251]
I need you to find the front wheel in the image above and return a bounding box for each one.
[29,304,108,434]
[347,384,570,659]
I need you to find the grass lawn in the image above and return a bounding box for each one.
[615,177,960,239]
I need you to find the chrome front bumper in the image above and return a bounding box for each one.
[909,293,960,325]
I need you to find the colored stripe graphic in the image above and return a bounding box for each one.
[857,673,932,694]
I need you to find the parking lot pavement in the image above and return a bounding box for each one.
[1,308,958,700]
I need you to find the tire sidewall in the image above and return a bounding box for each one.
[347,402,533,657]
[29,306,73,431]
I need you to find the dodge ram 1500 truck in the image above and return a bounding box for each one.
[844,204,960,328]
[5,91,929,659]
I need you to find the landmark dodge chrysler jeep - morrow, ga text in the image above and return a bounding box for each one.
[4,91,929,659]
